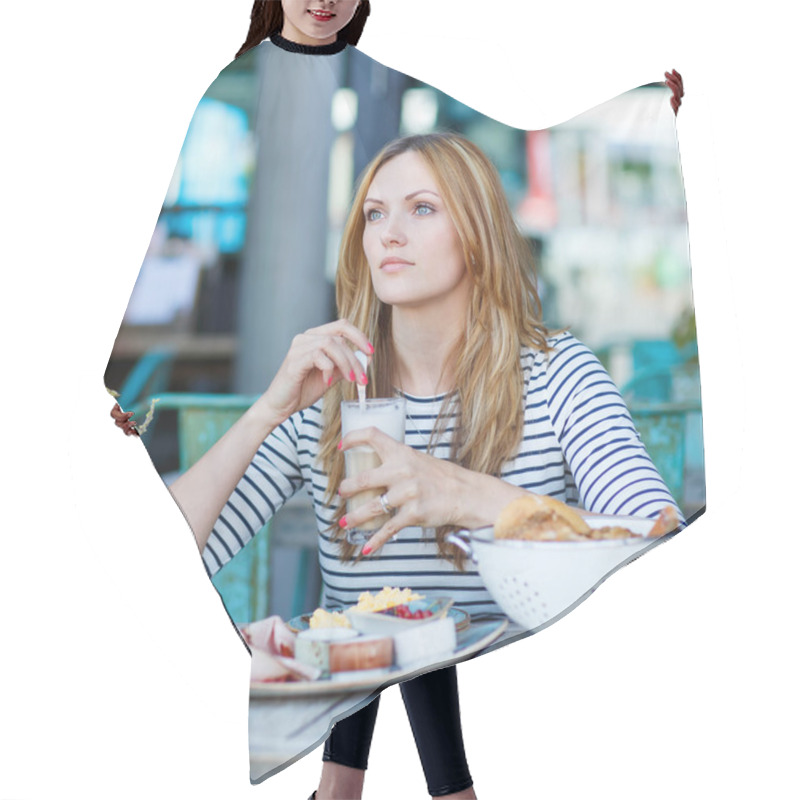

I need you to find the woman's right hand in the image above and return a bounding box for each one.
[258,320,373,425]
[110,402,139,436]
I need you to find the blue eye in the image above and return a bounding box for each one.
[414,203,434,216]
[365,208,383,222]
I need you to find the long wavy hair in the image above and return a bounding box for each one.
[319,133,552,565]
[236,1,371,59]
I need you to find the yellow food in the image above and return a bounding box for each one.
[307,587,425,630]
[354,587,423,613]
[309,608,351,629]
[494,494,590,541]
[494,495,678,541]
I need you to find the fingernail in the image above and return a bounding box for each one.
[367,342,374,354]
[348,369,356,381]
[362,544,372,555]
[327,376,333,386]
[339,517,348,528]
[360,373,368,385]
[337,440,343,450]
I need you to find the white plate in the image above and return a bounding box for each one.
[250,618,508,697]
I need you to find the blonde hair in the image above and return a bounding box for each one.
[320,133,551,564]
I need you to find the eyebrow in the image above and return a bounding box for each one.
[363,189,441,206]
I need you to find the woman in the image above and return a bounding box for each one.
[236,0,370,55]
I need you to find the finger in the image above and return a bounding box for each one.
[287,334,344,390]
[339,468,388,501]
[319,335,369,386]
[340,426,401,458]
[310,350,337,387]
[309,319,374,364]
[664,71,683,93]
[338,451,399,499]
[112,406,137,429]
[361,510,411,555]
[331,319,375,362]
[341,490,392,531]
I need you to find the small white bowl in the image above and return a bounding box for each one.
[346,597,454,636]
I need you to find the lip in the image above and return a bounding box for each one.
[307,9,335,21]
[380,257,413,271]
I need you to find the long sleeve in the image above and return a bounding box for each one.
[202,413,306,576]
[542,333,682,520]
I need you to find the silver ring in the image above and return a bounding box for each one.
[379,493,394,515]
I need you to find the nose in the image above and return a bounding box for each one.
[380,216,407,248]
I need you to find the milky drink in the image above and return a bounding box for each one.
[343,449,384,529]
[340,398,406,540]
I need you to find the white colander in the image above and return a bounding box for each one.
[447,515,666,632]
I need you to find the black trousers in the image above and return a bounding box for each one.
[323,665,473,797]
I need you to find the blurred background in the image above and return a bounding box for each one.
[104,45,703,622]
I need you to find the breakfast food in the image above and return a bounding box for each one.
[243,615,296,656]
[307,587,425,630]
[393,617,457,669]
[494,495,679,541]
[354,587,424,612]
[295,628,394,675]
[309,608,351,629]
[494,494,591,541]
[329,635,394,673]
[638,504,681,539]
[388,605,433,620]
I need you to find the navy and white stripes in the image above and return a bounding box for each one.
[204,332,681,614]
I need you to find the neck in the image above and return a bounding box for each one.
[281,20,336,47]
[391,306,466,397]
[271,31,347,55]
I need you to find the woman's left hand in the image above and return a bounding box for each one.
[665,69,684,115]
[338,428,526,554]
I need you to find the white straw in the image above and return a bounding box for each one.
[355,350,368,410]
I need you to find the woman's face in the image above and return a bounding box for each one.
[362,151,471,314]
[280,0,361,46]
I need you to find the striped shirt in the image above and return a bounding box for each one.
[204,332,680,614]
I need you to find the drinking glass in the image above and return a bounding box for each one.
[340,397,406,545]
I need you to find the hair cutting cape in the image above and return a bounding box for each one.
[105,36,703,782]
